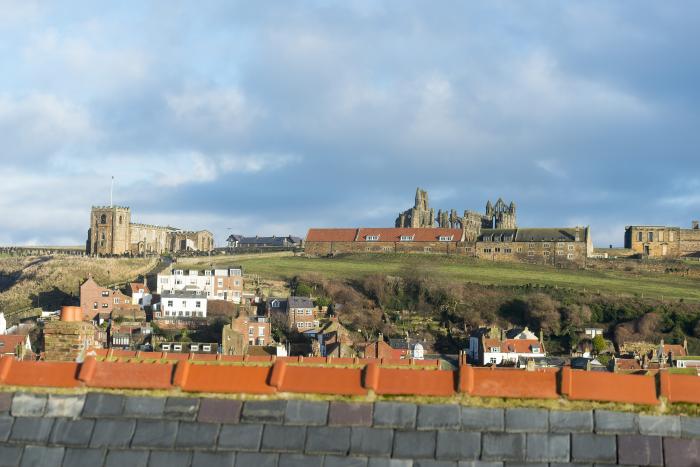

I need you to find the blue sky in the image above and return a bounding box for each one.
[1,1,699,247]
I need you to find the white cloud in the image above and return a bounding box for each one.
[0,93,96,162]
[166,87,262,135]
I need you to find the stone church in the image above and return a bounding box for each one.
[86,206,214,256]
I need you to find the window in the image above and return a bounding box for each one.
[528,251,535,257]
[249,327,254,336]
[659,231,665,242]
[100,214,107,224]
[543,243,550,248]
[439,235,454,241]
[529,243,536,248]
[567,253,574,259]
[568,245,574,251]
[489,347,500,352]
[366,235,380,241]
[155,311,161,318]
[517,247,522,253]
[162,344,171,351]
[195,301,201,308]
[167,300,173,307]
[637,231,643,242]
[543,251,551,256]
[102,303,109,308]
[173,344,182,352]
[202,345,211,352]
[218,279,223,286]
[648,232,654,242]
[101,291,109,297]
[306,309,312,315]
[483,248,492,253]
[113,298,119,304]
[557,250,564,255]
[504,248,512,253]
[494,247,501,253]
[258,327,265,337]
[234,280,240,286]
[489,357,497,364]
[118,215,123,225]
[93,302,98,309]
[400,235,414,241]
[190,344,199,352]
[424,247,431,252]
[182,301,186,307]
[531,346,540,353]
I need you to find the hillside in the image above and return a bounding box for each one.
[0,256,157,324]
[180,252,700,301]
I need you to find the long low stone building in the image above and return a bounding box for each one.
[305,226,593,266]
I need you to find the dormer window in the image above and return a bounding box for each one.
[366,235,380,241]
[400,235,414,242]
[438,235,453,242]
[531,346,540,353]
[489,346,500,352]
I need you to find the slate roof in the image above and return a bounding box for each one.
[288,296,314,309]
[479,227,588,242]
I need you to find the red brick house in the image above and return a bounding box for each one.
[79,277,133,321]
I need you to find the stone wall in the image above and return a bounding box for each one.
[679,228,700,257]
[1,391,699,466]
[43,321,99,362]
[306,240,588,266]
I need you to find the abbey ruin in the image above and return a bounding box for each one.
[395,188,517,242]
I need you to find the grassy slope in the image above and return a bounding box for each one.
[184,253,700,301]
[0,256,157,321]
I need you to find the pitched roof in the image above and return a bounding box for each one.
[357,228,463,242]
[289,296,314,308]
[306,228,358,242]
[0,335,29,352]
[129,282,150,294]
[663,344,687,357]
[306,227,464,243]
[515,228,587,242]
[483,338,544,354]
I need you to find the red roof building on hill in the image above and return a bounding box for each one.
[305,227,465,256]
[0,335,32,358]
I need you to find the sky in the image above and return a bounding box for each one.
[1,1,699,247]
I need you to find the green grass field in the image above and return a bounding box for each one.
[180,253,700,301]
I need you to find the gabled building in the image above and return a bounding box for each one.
[79,276,134,321]
[287,297,319,331]
[227,235,302,249]
[157,266,243,304]
[0,335,32,358]
[468,326,546,367]
[128,281,152,308]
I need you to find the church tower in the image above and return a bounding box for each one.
[87,206,131,255]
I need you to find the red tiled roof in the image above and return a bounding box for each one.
[4,355,697,405]
[0,335,28,352]
[357,228,463,242]
[502,339,544,354]
[130,282,150,293]
[615,358,642,370]
[483,338,544,354]
[306,227,463,243]
[306,228,358,242]
[663,344,687,357]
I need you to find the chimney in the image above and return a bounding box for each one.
[539,329,544,343]
[684,338,688,353]
[575,226,581,242]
